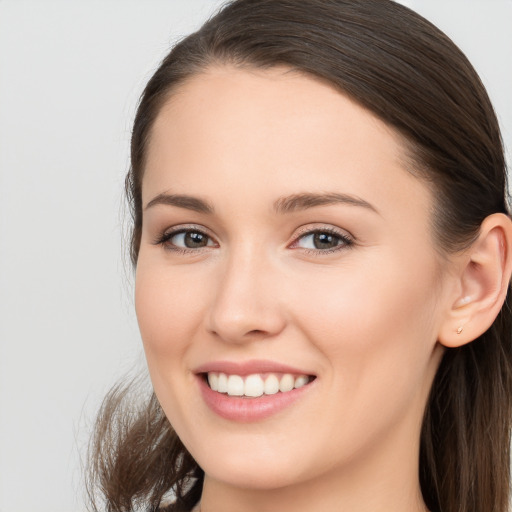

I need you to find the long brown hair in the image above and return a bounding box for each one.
[87,1,512,511]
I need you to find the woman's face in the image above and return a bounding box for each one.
[136,66,450,490]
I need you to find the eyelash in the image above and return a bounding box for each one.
[153,225,354,256]
[291,227,354,255]
[153,226,217,255]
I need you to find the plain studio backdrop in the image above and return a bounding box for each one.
[0,1,510,511]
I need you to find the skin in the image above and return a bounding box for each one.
[135,66,507,512]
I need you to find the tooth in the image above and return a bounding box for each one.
[212,371,310,396]
[264,374,280,395]
[227,375,244,396]
[217,373,228,393]
[294,375,308,388]
[279,373,294,392]
[208,372,219,391]
[245,374,264,397]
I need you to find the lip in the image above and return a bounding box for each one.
[193,359,315,377]
[194,359,316,423]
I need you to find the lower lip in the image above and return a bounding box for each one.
[197,376,314,422]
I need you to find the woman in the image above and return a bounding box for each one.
[87,1,512,511]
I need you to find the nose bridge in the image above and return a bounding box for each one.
[207,242,285,343]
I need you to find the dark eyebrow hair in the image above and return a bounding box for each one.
[144,191,378,215]
[273,192,379,214]
[144,193,214,214]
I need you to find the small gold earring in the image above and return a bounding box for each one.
[456,326,463,335]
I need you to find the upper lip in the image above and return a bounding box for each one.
[193,359,315,377]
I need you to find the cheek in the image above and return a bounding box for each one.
[134,259,207,429]
[281,254,442,459]
[134,259,203,360]
[288,249,440,395]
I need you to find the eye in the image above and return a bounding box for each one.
[291,228,353,253]
[171,230,212,249]
[155,227,217,253]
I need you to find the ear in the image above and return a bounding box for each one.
[438,213,512,348]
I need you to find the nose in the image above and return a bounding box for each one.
[206,249,287,344]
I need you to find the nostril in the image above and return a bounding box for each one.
[246,329,266,336]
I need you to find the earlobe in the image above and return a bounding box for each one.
[438,213,512,348]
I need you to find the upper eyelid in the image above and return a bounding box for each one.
[153,224,218,247]
[289,228,354,251]
[159,223,352,239]
[163,224,215,238]
[291,224,354,241]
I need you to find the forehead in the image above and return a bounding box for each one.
[143,65,431,223]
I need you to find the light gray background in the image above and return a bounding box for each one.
[0,1,510,511]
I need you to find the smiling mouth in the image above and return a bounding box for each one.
[203,372,316,398]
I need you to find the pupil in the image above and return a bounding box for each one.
[185,232,207,248]
[313,232,338,249]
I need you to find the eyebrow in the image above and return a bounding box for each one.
[144,191,378,215]
[145,193,214,214]
[273,192,379,215]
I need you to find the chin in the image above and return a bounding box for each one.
[200,455,308,490]
[184,429,321,491]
